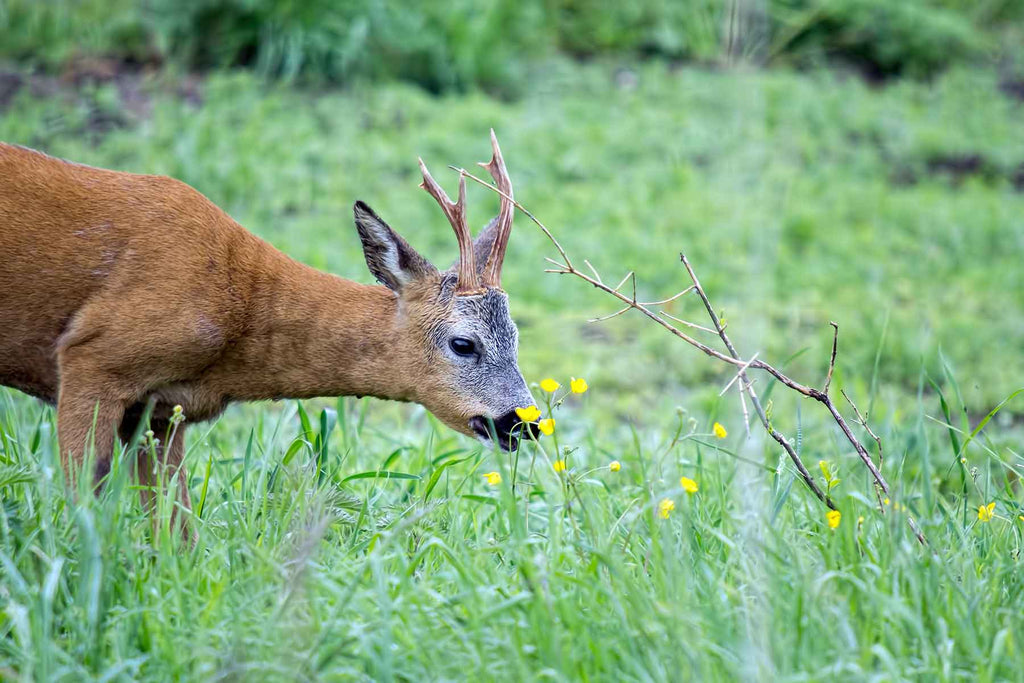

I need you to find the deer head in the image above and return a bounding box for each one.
[352,131,538,450]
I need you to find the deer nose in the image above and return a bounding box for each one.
[495,409,541,440]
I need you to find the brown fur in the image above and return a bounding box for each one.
[0,142,528,537]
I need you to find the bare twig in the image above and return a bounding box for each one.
[737,376,752,438]
[841,389,885,509]
[458,165,926,543]
[659,311,721,335]
[588,306,631,323]
[824,322,839,394]
[679,253,833,509]
[720,352,760,397]
[452,165,574,270]
[613,271,634,294]
[642,286,695,306]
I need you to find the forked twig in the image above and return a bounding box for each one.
[841,389,886,509]
[457,165,925,544]
[680,253,833,511]
[720,352,759,397]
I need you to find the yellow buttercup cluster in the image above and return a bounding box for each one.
[539,418,555,435]
[680,476,698,494]
[553,459,567,473]
[570,377,588,394]
[658,498,675,519]
[712,422,727,439]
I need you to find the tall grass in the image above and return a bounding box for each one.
[1,369,1022,679]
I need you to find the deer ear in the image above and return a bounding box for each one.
[353,201,437,291]
[470,215,501,275]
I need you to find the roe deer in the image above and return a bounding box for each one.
[0,130,538,528]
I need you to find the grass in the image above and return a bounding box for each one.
[1,60,1023,679]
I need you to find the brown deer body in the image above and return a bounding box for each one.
[0,133,537,529]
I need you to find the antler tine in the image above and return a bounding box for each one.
[478,129,514,289]
[418,157,480,294]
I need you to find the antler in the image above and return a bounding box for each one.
[418,159,480,294]
[478,129,514,289]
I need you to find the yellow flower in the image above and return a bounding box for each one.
[978,502,995,522]
[515,405,541,422]
[857,515,865,525]
[713,422,727,439]
[883,497,890,506]
[570,377,588,394]
[483,471,501,486]
[1019,515,1024,523]
[609,460,621,472]
[827,510,841,529]
[680,476,698,494]
[538,418,555,435]
[553,459,567,473]
[658,498,675,519]
[540,378,561,393]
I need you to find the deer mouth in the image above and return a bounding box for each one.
[469,413,540,451]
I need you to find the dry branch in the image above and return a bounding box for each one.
[453,165,925,544]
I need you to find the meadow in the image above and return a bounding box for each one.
[1,56,1024,680]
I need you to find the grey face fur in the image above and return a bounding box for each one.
[436,284,534,421]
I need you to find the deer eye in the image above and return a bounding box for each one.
[449,337,476,357]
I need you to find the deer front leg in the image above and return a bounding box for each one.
[56,381,126,489]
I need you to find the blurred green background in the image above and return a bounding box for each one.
[3,2,1024,680]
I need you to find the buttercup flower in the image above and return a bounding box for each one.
[515,405,541,422]
[978,502,995,522]
[553,459,566,473]
[713,422,727,439]
[570,377,588,394]
[609,460,621,472]
[658,498,675,519]
[680,476,698,494]
[483,471,502,486]
[539,418,555,435]
[827,510,841,529]
[540,378,561,392]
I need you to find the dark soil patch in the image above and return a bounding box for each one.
[0,57,204,144]
[888,152,1023,191]
[999,76,1024,102]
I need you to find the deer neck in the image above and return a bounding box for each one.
[221,255,414,404]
